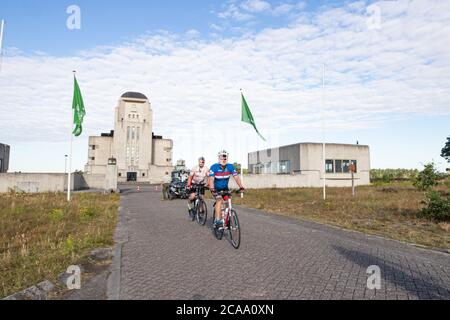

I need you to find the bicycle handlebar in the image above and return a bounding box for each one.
[212,189,243,195]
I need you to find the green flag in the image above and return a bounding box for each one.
[72,75,86,137]
[241,93,266,141]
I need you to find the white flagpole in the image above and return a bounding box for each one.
[240,89,244,198]
[67,128,73,202]
[0,20,5,71]
[67,71,75,202]
[322,63,326,200]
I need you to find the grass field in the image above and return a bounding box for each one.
[233,182,450,250]
[0,192,119,299]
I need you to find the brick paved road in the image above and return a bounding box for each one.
[108,185,450,300]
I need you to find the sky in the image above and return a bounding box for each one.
[0,0,449,173]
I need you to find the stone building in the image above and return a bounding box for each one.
[84,92,173,183]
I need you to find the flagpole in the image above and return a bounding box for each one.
[67,71,76,202]
[322,63,326,200]
[0,20,5,72]
[240,89,244,198]
[67,125,73,202]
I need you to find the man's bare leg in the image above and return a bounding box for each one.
[215,198,223,222]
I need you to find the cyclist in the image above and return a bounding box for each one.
[208,150,245,228]
[187,157,210,215]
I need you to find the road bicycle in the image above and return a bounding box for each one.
[211,189,242,249]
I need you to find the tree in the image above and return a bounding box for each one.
[413,163,439,191]
[441,136,450,163]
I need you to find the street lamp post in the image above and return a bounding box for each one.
[64,155,68,175]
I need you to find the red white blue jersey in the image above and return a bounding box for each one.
[209,163,238,190]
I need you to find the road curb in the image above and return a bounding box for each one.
[107,205,128,300]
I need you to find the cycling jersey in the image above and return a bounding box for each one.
[189,165,210,184]
[209,163,238,190]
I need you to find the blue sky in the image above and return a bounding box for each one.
[0,0,449,172]
[2,0,342,55]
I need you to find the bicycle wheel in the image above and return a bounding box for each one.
[196,200,208,226]
[189,203,196,221]
[228,209,241,249]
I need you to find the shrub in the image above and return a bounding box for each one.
[413,163,440,191]
[420,191,450,222]
[79,207,97,221]
[49,209,64,222]
[370,169,419,182]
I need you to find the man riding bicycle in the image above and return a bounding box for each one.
[208,150,245,228]
[187,157,210,216]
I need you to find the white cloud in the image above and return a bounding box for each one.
[218,3,254,21]
[241,0,272,13]
[219,0,306,21]
[186,29,201,38]
[1,0,450,170]
[273,4,295,16]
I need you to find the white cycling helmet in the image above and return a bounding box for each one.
[218,150,229,158]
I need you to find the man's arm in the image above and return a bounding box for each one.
[208,176,215,190]
[187,175,193,188]
[233,175,244,189]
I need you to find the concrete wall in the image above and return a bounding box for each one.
[0,170,117,193]
[0,173,73,193]
[80,174,107,190]
[229,171,370,189]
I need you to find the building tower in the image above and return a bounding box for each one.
[85,92,173,183]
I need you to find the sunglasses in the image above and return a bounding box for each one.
[219,156,227,160]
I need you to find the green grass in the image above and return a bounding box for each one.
[0,192,119,298]
[233,182,450,250]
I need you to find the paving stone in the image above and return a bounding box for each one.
[113,185,450,300]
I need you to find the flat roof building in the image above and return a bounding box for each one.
[0,143,10,173]
[246,142,371,187]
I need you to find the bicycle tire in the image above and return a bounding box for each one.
[196,200,208,226]
[228,209,241,249]
[189,204,196,221]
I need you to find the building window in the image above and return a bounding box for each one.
[142,173,145,177]
[335,160,342,173]
[127,126,131,140]
[132,127,135,140]
[325,160,334,173]
[267,149,271,157]
[279,160,291,174]
[118,173,122,177]
[90,157,95,161]
[137,127,140,141]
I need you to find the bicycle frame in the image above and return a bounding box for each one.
[216,190,239,229]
